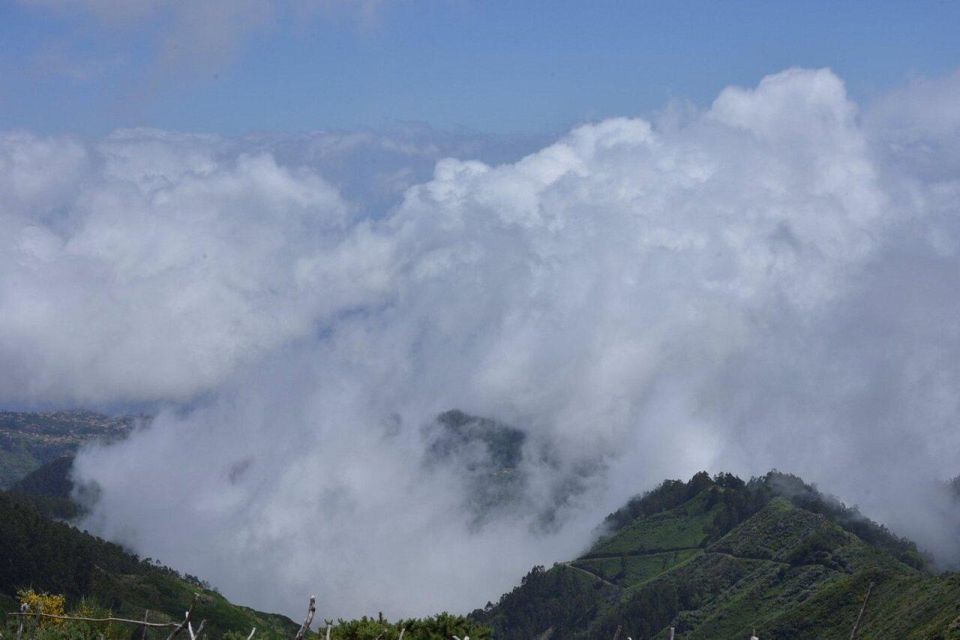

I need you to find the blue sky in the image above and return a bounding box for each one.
[1,0,958,136]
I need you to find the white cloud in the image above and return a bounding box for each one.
[0,130,356,403]
[3,68,960,618]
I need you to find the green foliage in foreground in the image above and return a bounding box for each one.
[474,471,960,639]
[322,612,489,640]
[3,598,132,640]
[3,607,489,640]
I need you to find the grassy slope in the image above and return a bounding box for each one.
[477,477,960,639]
[587,491,719,557]
[573,549,703,587]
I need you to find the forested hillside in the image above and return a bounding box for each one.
[0,490,299,638]
[473,471,960,639]
[9,455,81,519]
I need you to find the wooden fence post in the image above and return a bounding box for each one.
[294,597,316,640]
[849,581,875,640]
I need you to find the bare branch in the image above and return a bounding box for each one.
[164,594,200,640]
[187,620,205,640]
[294,596,316,640]
[246,628,256,640]
[398,628,405,640]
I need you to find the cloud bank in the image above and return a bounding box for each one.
[2,68,960,618]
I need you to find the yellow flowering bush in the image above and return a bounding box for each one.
[17,590,66,627]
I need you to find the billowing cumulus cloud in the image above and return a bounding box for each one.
[2,68,960,618]
[1,130,353,403]
[0,126,534,406]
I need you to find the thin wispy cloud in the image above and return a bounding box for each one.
[16,0,389,102]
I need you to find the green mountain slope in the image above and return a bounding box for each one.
[0,490,298,639]
[473,471,960,639]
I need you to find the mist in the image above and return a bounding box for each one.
[2,68,960,618]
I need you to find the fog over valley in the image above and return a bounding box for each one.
[3,67,960,620]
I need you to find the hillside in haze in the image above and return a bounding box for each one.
[0,415,302,638]
[3,411,960,638]
[473,471,960,639]
[0,411,136,488]
[0,489,300,639]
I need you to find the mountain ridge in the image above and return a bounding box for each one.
[472,471,960,639]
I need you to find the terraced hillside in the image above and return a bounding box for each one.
[473,472,960,639]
